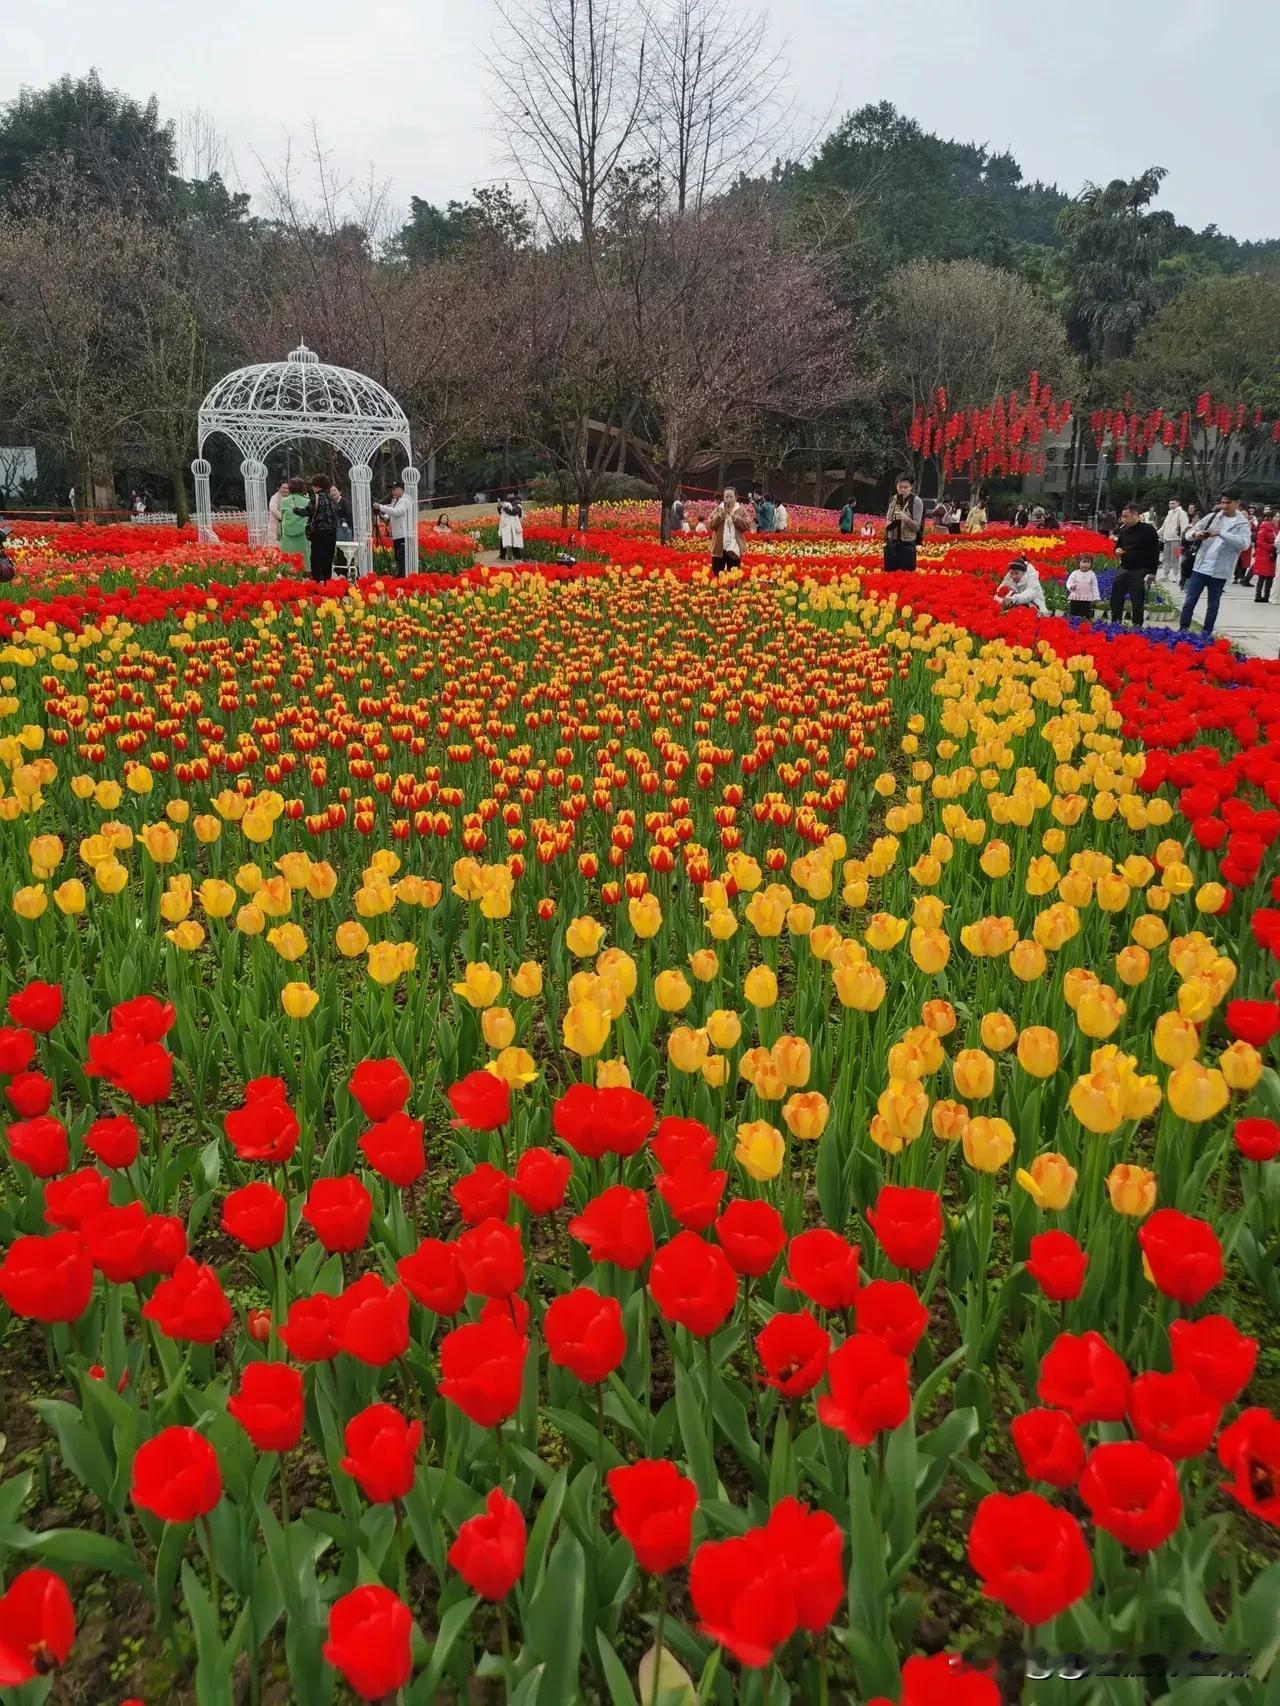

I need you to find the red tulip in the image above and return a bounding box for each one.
[568,1185,653,1269]
[1218,1406,1280,1525]
[1168,1313,1258,1404]
[131,1427,222,1522]
[689,1527,798,1667]
[84,1113,140,1169]
[764,1497,843,1632]
[0,1567,75,1685]
[451,1161,511,1225]
[456,1218,525,1300]
[358,1111,426,1187]
[649,1231,737,1337]
[278,1293,339,1362]
[323,1584,413,1701]
[348,1056,411,1120]
[852,1278,929,1359]
[1010,1408,1085,1488]
[143,1257,232,1344]
[755,1308,829,1397]
[1037,1330,1130,1424]
[438,1314,528,1427]
[967,1491,1091,1625]
[448,1488,527,1599]
[6,1070,53,1118]
[553,1083,654,1158]
[302,1174,372,1253]
[224,1084,300,1164]
[1224,998,1280,1048]
[512,1146,571,1213]
[7,1115,67,1176]
[0,1230,93,1322]
[227,1361,305,1452]
[220,1182,287,1251]
[607,1459,698,1573]
[81,1201,150,1283]
[447,1070,511,1132]
[331,1274,411,1367]
[85,1029,172,1105]
[1079,1441,1182,1551]
[109,995,175,1042]
[140,1212,186,1276]
[1026,1229,1088,1301]
[42,1167,110,1231]
[1234,1116,1280,1162]
[784,1228,861,1310]
[656,1160,727,1231]
[7,980,63,1034]
[397,1237,467,1316]
[714,1198,786,1277]
[1138,1208,1223,1304]
[652,1115,717,1172]
[0,1026,35,1076]
[545,1285,626,1384]
[868,1653,1002,1706]
[865,1185,943,1272]
[817,1333,911,1445]
[340,1402,422,1502]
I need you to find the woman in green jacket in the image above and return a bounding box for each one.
[278,476,311,573]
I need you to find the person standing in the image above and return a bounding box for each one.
[774,498,789,532]
[1233,506,1257,585]
[1109,501,1160,625]
[670,493,686,533]
[884,475,925,571]
[1158,495,1189,581]
[962,494,987,533]
[1179,503,1201,587]
[1252,507,1276,604]
[755,491,776,533]
[267,479,288,547]
[304,475,339,584]
[376,481,413,576]
[709,486,751,574]
[278,477,312,574]
[497,496,525,561]
[838,500,854,534]
[1066,556,1100,619]
[1178,488,1252,635]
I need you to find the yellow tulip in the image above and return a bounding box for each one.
[256,875,293,919]
[743,964,778,1009]
[1195,882,1226,914]
[482,1007,516,1050]
[1219,1040,1262,1091]
[705,1008,742,1050]
[1069,1068,1125,1134]
[94,860,129,896]
[367,941,410,986]
[1167,1060,1229,1122]
[877,1077,929,1144]
[159,881,192,924]
[963,1116,1015,1172]
[750,1058,788,1101]
[1031,904,1079,952]
[735,1119,785,1181]
[920,999,957,1036]
[744,890,786,937]
[267,923,308,962]
[783,1091,828,1140]
[770,1035,811,1088]
[125,765,154,795]
[786,903,816,937]
[281,981,320,1019]
[193,814,222,845]
[705,907,738,941]
[628,891,663,938]
[235,863,263,895]
[165,920,205,951]
[668,1025,711,1073]
[909,926,950,974]
[701,1053,730,1088]
[931,1098,970,1142]
[1015,1151,1077,1209]
[1076,985,1125,1040]
[596,1057,633,1088]
[28,834,63,876]
[980,841,1011,879]
[510,960,544,999]
[834,960,886,1011]
[53,878,86,915]
[979,1011,1017,1052]
[13,884,47,919]
[864,912,907,952]
[355,878,396,918]
[1008,939,1047,982]
[1107,1163,1156,1217]
[1114,945,1150,987]
[1016,1026,1060,1078]
[953,1048,995,1100]
[453,961,503,1009]
[565,915,607,958]
[808,924,842,960]
[335,920,370,957]
[563,999,610,1057]
[241,807,275,844]
[654,969,692,1013]
[488,1046,538,1088]
[688,948,719,982]
[869,1113,904,1155]
[597,949,637,999]
[139,823,179,864]
[1131,914,1168,950]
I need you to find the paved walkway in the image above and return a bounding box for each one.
[1202,578,1280,659]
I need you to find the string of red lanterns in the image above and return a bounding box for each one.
[1086,392,1280,458]
[907,372,1070,481]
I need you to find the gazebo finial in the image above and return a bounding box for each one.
[288,342,320,365]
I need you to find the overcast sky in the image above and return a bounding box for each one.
[6,0,1278,240]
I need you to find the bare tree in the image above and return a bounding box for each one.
[175,106,242,188]
[492,0,648,248]
[643,0,799,212]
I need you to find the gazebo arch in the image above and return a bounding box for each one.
[192,342,415,579]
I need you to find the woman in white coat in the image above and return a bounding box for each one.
[498,497,525,561]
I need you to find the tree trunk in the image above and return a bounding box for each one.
[171,459,190,528]
[813,446,823,508]
[90,451,115,515]
[1064,416,1081,518]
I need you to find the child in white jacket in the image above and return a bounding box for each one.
[1066,557,1100,619]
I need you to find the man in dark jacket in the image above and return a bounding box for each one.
[1109,502,1160,625]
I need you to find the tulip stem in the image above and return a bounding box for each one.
[593,1381,606,1532]
[499,1599,515,1698]
[278,1454,290,1526]
[649,1575,668,1706]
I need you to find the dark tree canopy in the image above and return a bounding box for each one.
[0,71,177,210]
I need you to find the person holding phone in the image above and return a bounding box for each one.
[1179,488,1252,634]
[884,474,925,571]
[709,487,752,574]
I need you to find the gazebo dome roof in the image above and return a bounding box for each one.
[197,343,411,462]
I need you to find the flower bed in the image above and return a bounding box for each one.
[0,521,1275,1706]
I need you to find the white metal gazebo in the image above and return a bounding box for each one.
[192,343,415,578]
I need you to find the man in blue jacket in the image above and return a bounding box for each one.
[1178,488,1253,636]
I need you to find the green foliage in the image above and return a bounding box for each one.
[0,71,176,210]
[391,184,532,265]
